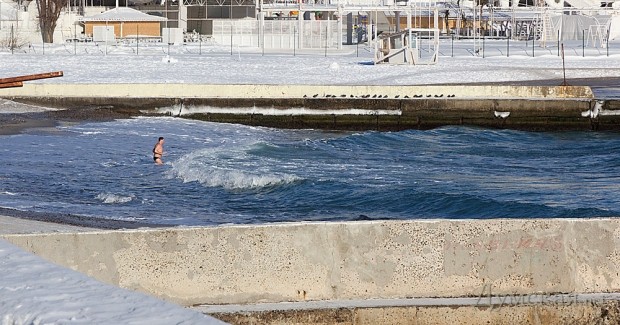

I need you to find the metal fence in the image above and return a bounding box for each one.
[212,19,340,49]
[0,27,616,59]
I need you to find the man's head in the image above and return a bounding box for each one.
[159,137,164,143]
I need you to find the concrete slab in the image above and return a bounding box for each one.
[198,295,620,325]
[205,301,620,325]
[3,219,620,307]
[196,293,620,313]
[0,83,594,100]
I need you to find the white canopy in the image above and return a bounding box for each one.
[609,16,620,41]
[80,7,167,22]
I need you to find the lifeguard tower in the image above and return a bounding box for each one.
[373,11,439,65]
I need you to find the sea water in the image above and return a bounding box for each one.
[2,116,620,226]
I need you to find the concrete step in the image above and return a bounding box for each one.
[196,294,620,325]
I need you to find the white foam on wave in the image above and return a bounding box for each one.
[0,191,17,196]
[95,193,133,204]
[154,105,401,116]
[169,148,302,190]
[78,131,104,135]
[180,167,300,190]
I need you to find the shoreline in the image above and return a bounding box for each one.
[0,112,59,136]
[0,207,170,232]
[0,105,140,136]
[0,214,99,234]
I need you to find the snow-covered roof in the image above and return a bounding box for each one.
[80,7,167,22]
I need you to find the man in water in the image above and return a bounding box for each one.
[153,137,164,165]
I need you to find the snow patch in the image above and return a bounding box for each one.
[0,240,225,324]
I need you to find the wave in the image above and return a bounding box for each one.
[177,168,301,190]
[95,193,133,204]
[169,147,302,190]
[319,185,620,221]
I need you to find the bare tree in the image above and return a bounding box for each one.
[36,0,65,43]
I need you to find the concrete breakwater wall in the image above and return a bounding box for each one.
[3,218,620,307]
[0,83,595,100]
[4,83,617,131]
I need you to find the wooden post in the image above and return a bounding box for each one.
[0,81,23,89]
[0,71,63,84]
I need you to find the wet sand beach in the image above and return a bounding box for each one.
[0,105,141,136]
[0,215,98,234]
[0,206,167,231]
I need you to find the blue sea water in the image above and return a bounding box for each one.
[1,116,620,226]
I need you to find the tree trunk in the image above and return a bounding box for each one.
[36,0,64,43]
[41,21,57,43]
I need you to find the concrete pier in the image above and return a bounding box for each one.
[3,218,620,323]
[0,83,595,100]
[3,83,617,131]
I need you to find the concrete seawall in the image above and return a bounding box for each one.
[5,83,618,131]
[0,83,595,100]
[3,218,620,308]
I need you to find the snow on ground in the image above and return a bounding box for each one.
[0,239,225,324]
[0,39,619,323]
[0,40,619,86]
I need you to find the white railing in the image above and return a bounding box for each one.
[213,19,261,47]
[212,19,339,49]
